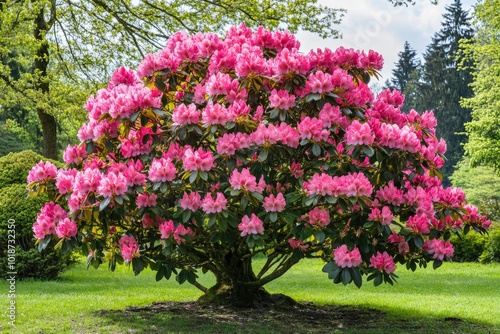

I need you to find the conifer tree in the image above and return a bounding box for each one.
[419,0,474,185]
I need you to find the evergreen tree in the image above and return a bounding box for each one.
[391,41,420,93]
[419,0,474,185]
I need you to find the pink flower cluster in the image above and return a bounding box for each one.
[238,214,264,237]
[333,245,363,268]
[27,161,57,183]
[423,239,454,261]
[120,234,140,262]
[158,220,195,244]
[305,172,373,198]
[229,168,266,193]
[32,202,75,239]
[263,193,286,212]
[370,251,397,274]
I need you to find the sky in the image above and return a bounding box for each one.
[296,0,476,84]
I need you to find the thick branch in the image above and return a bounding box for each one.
[246,255,299,287]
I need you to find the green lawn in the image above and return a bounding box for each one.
[1,259,499,333]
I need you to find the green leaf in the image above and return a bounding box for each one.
[351,268,362,288]
[433,260,443,269]
[374,273,383,286]
[312,143,321,156]
[199,171,208,181]
[322,261,335,273]
[315,231,326,243]
[115,196,123,205]
[413,235,424,248]
[189,171,198,183]
[259,148,269,161]
[99,197,111,211]
[132,258,145,275]
[362,145,374,157]
[269,212,278,222]
[182,210,192,223]
[341,269,352,285]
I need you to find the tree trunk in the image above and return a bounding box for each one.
[34,3,58,160]
[197,252,296,308]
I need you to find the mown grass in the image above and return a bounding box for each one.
[1,259,499,333]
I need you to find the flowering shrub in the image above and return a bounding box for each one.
[28,24,490,305]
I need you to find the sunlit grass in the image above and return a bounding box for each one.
[0,259,499,333]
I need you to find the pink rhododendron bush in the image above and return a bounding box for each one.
[28,25,490,306]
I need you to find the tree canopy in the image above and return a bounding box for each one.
[463,0,500,171]
[28,25,489,307]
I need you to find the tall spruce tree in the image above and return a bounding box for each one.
[391,41,420,93]
[390,41,421,112]
[419,0,474,185]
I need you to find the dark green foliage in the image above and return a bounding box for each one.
[450,232,488,262]
[450,225,500,263]
[0,123,32,157]
[480,227,500,263]
[0,150,61,188]
[0,247,71,280]
[0,164,72,279]
[390,41,420,110]
[418,0,474,185]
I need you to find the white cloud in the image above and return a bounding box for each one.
[296,0,476,82]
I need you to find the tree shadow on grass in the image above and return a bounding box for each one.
[96,301,491,334]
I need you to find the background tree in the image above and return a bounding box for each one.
[451,158,500,221]
[0,0,345,160]
[462,0,500,171]
[417,0,474,185]
[391,41,420,93]
[389,41,421,113]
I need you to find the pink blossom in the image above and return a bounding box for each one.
[406,214,431,235]
[179,192,202,211]
[368,206,394,226]
[172,103,200,125]
[173,225,195,244]
[182,147,215,172]
[308,207,330,227]
[271,48,310,75]
[306,71,334,93]
[148,157,177,182]
[98,172,128,198]
[297,117,329,142]
[68,192,86,213]
[73,168,102,194]
[238,214,264,237]
[370,251,396,274]
[423,239,454,261]
[109,66,141,87]
[119,235,140,262]
[55,218,78,239]
[269,89,296,110]
[201,192,228,214]
[217,132,250,155]
[376,181,405,206]
[205,73,233,96]
[63,144,87,165]
[229,168,265,193]
[387,232,409,255]
[288,238,309,251]
[56,169,77,194]
[263,193,286,212]
[319,103,349,129]
[344,172,373,197]
[333,245,363,268]
[33,215,56,239]
[345,120,374,146]
[290,162,304,178]
[437,187,466,207]
[27,161,58,183]
[159,220,176,239]
[201,103,231,125]
[136,193,158,208]
[235,46,267,77]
